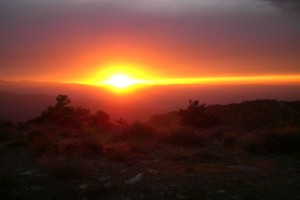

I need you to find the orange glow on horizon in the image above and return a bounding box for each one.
[97,75,300,85]
[85,73,300,93]
[103,74,144,89]
[145,75,300,85]
[80,63,300,92]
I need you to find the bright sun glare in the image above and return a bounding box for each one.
[105,74,137,89]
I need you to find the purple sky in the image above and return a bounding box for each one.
[0,0,300,82]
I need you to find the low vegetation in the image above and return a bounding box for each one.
[242,124,300,154]
[179,100,221,129]
[1,95,300,199]
[1,96,299,158]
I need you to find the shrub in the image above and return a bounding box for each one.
[89,110,112,132]
[103,141,132,161]
[243,125,300,154]
[125,122,156,142]
[179,100,221,129]
[30,95,112,132]
[77,138,103,156]
[222,132,240,150]
[28,132,59,156]
[112,122,156,142]
[28,129,104,157]
[164,127,206,146]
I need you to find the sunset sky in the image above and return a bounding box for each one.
[1,0,300,86]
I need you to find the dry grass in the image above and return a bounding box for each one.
[162,126,224,147]
[222,132,240,151]
[163,127,206,146]
[242,125,300,154]
[102,141,132,161]
[27,127,104,157]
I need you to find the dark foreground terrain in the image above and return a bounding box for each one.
[1,140,299,200]
[1,97,300,200]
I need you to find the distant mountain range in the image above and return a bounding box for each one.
[0,91,54,122]
[1,80,300,122]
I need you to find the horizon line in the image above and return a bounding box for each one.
[1,75,300,86]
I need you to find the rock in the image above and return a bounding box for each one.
[141,159,162,163]
[104,181,112,188]
[21,170,46,176]
[57,157,66,161]
[147,168,158,174]
[78,183,89,190]
[126,173,144,185]
[227,165,259,172]
[217,189,226,194]
[99,176,111,182]
[21,170,39,176]
[286,180,292,184]
[29,185,43,191]
[185,167,195,173]
[231,195,241,200]
[159,192,165,196]
[176,194,187,199]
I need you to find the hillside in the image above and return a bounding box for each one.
[1,95,300,200]
[149,100,300,132]
[206,100,300,131]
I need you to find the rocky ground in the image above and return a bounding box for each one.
[1,140,300,200]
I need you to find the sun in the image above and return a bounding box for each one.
[105,74,137,89]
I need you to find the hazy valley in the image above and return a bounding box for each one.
[1,80,300,122]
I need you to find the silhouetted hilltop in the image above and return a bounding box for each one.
[150,100,300,132]
[206,100,300,131]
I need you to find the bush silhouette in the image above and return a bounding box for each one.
[30,95,112,131]
[164,127,206,146]
[179,100,221,129]
[89,110,112,132]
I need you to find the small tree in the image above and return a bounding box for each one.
[116,118,128,126]
[55,95,71,108]
[31,95,74,125]
[179,100,220,129]
[30,95,113,132]
[89,110,112,131]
